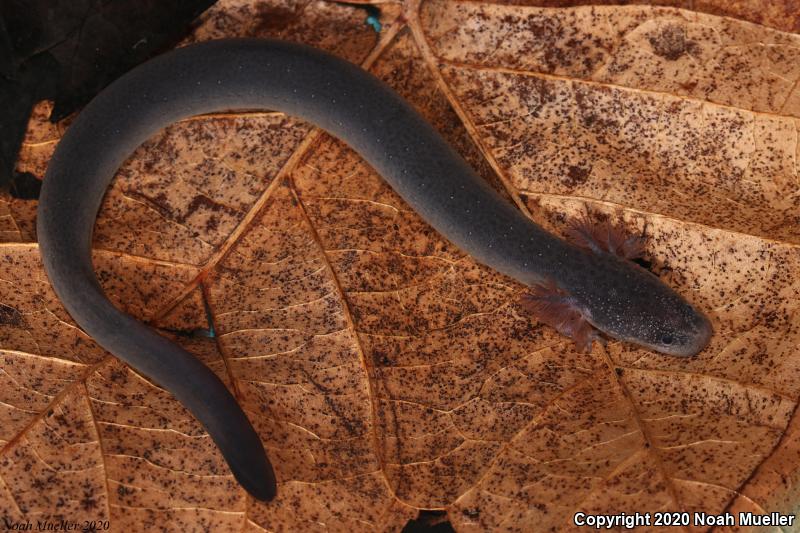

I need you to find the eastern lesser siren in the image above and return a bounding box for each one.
[37,39,712,501]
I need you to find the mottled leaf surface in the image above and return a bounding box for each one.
[3,0,800,531]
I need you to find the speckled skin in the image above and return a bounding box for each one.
[37,39,711,501]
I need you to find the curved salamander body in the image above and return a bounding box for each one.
[36,39,712,501]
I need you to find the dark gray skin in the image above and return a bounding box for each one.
[555,248,711,356]
[37,39,711,501]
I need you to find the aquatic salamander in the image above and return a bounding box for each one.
[37,39,712,500]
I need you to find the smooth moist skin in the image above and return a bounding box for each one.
[37,39,712,501]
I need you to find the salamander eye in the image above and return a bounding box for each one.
[661,334,674,346]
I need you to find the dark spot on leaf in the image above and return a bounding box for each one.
[0,303,27,328]
[648,24,699,61]
[563,165,590,188]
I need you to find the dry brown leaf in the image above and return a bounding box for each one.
[3,0,800,531]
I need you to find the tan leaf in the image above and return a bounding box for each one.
[5,0,800,531]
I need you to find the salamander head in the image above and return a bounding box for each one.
[579,257,713,357]
[520,213,711,356]
[523,253,712,357]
